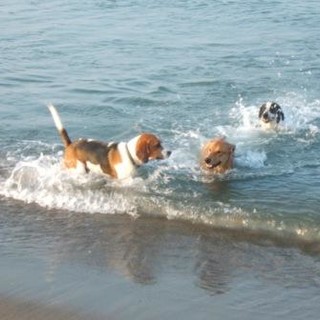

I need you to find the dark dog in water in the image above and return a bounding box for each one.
[259,101,284,129]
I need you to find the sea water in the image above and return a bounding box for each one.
[1,1,320,247]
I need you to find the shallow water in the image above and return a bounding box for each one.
[1,0,320,318]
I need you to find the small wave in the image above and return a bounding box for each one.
[229,94,320,136]
[170,128,268,173]
[1,155,139,216]
[235,149,267,169]
[151,85,176,95]
[1,91,320,246]
[1,152,320,245]
[180,79,218,88]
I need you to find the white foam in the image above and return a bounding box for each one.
[235,150,267,169]
[224,94,320,172]
[1,149,318,242]
[170,127,267,175]
[230,94,320,135]
[1,154,138,216]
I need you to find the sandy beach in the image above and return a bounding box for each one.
[1,199,319,320]
[0,295,103,320]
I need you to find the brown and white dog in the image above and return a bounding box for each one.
[48,104,171,179]
[200,138,235,174]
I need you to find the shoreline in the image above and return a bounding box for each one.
[1,200,320,319]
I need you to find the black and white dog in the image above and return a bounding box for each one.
[259,101,284,129]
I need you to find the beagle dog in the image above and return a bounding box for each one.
[200,138,235,174]
[259,101,284,129]
[48,104,171,179]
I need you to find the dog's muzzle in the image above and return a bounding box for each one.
[204,157,221,168]
[262,113,270,122]
[161,150,172,159]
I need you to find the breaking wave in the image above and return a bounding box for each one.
[1,94,320,244]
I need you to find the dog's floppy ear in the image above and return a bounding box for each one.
[273,103,284,123]
[259,104,266,118]
[277,110,284,123]
[228,143,236,154]
[136,143,150,163]
[135,134,152,163]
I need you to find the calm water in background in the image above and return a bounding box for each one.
[1,0,320,319]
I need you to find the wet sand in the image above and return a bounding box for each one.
[0,295,103,320]
[1,198,320,320]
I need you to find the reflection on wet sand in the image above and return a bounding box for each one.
[42,214,164,285]
[44,213,233,294]
[1,201,234,294]
[194,233,232,295]
[2,199,320,305]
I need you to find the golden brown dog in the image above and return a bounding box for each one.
[48,104,171,179]
[200,138,235,174]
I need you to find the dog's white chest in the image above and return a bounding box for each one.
[114,142,137,179]
[114,162,136,180]
[260,121,278,130]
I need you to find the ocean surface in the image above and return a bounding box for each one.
[1,0,320,319]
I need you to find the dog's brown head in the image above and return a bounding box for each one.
[200,138,235,174]
[135,133,171,163]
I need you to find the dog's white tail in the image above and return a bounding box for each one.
[48,103,72,147]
